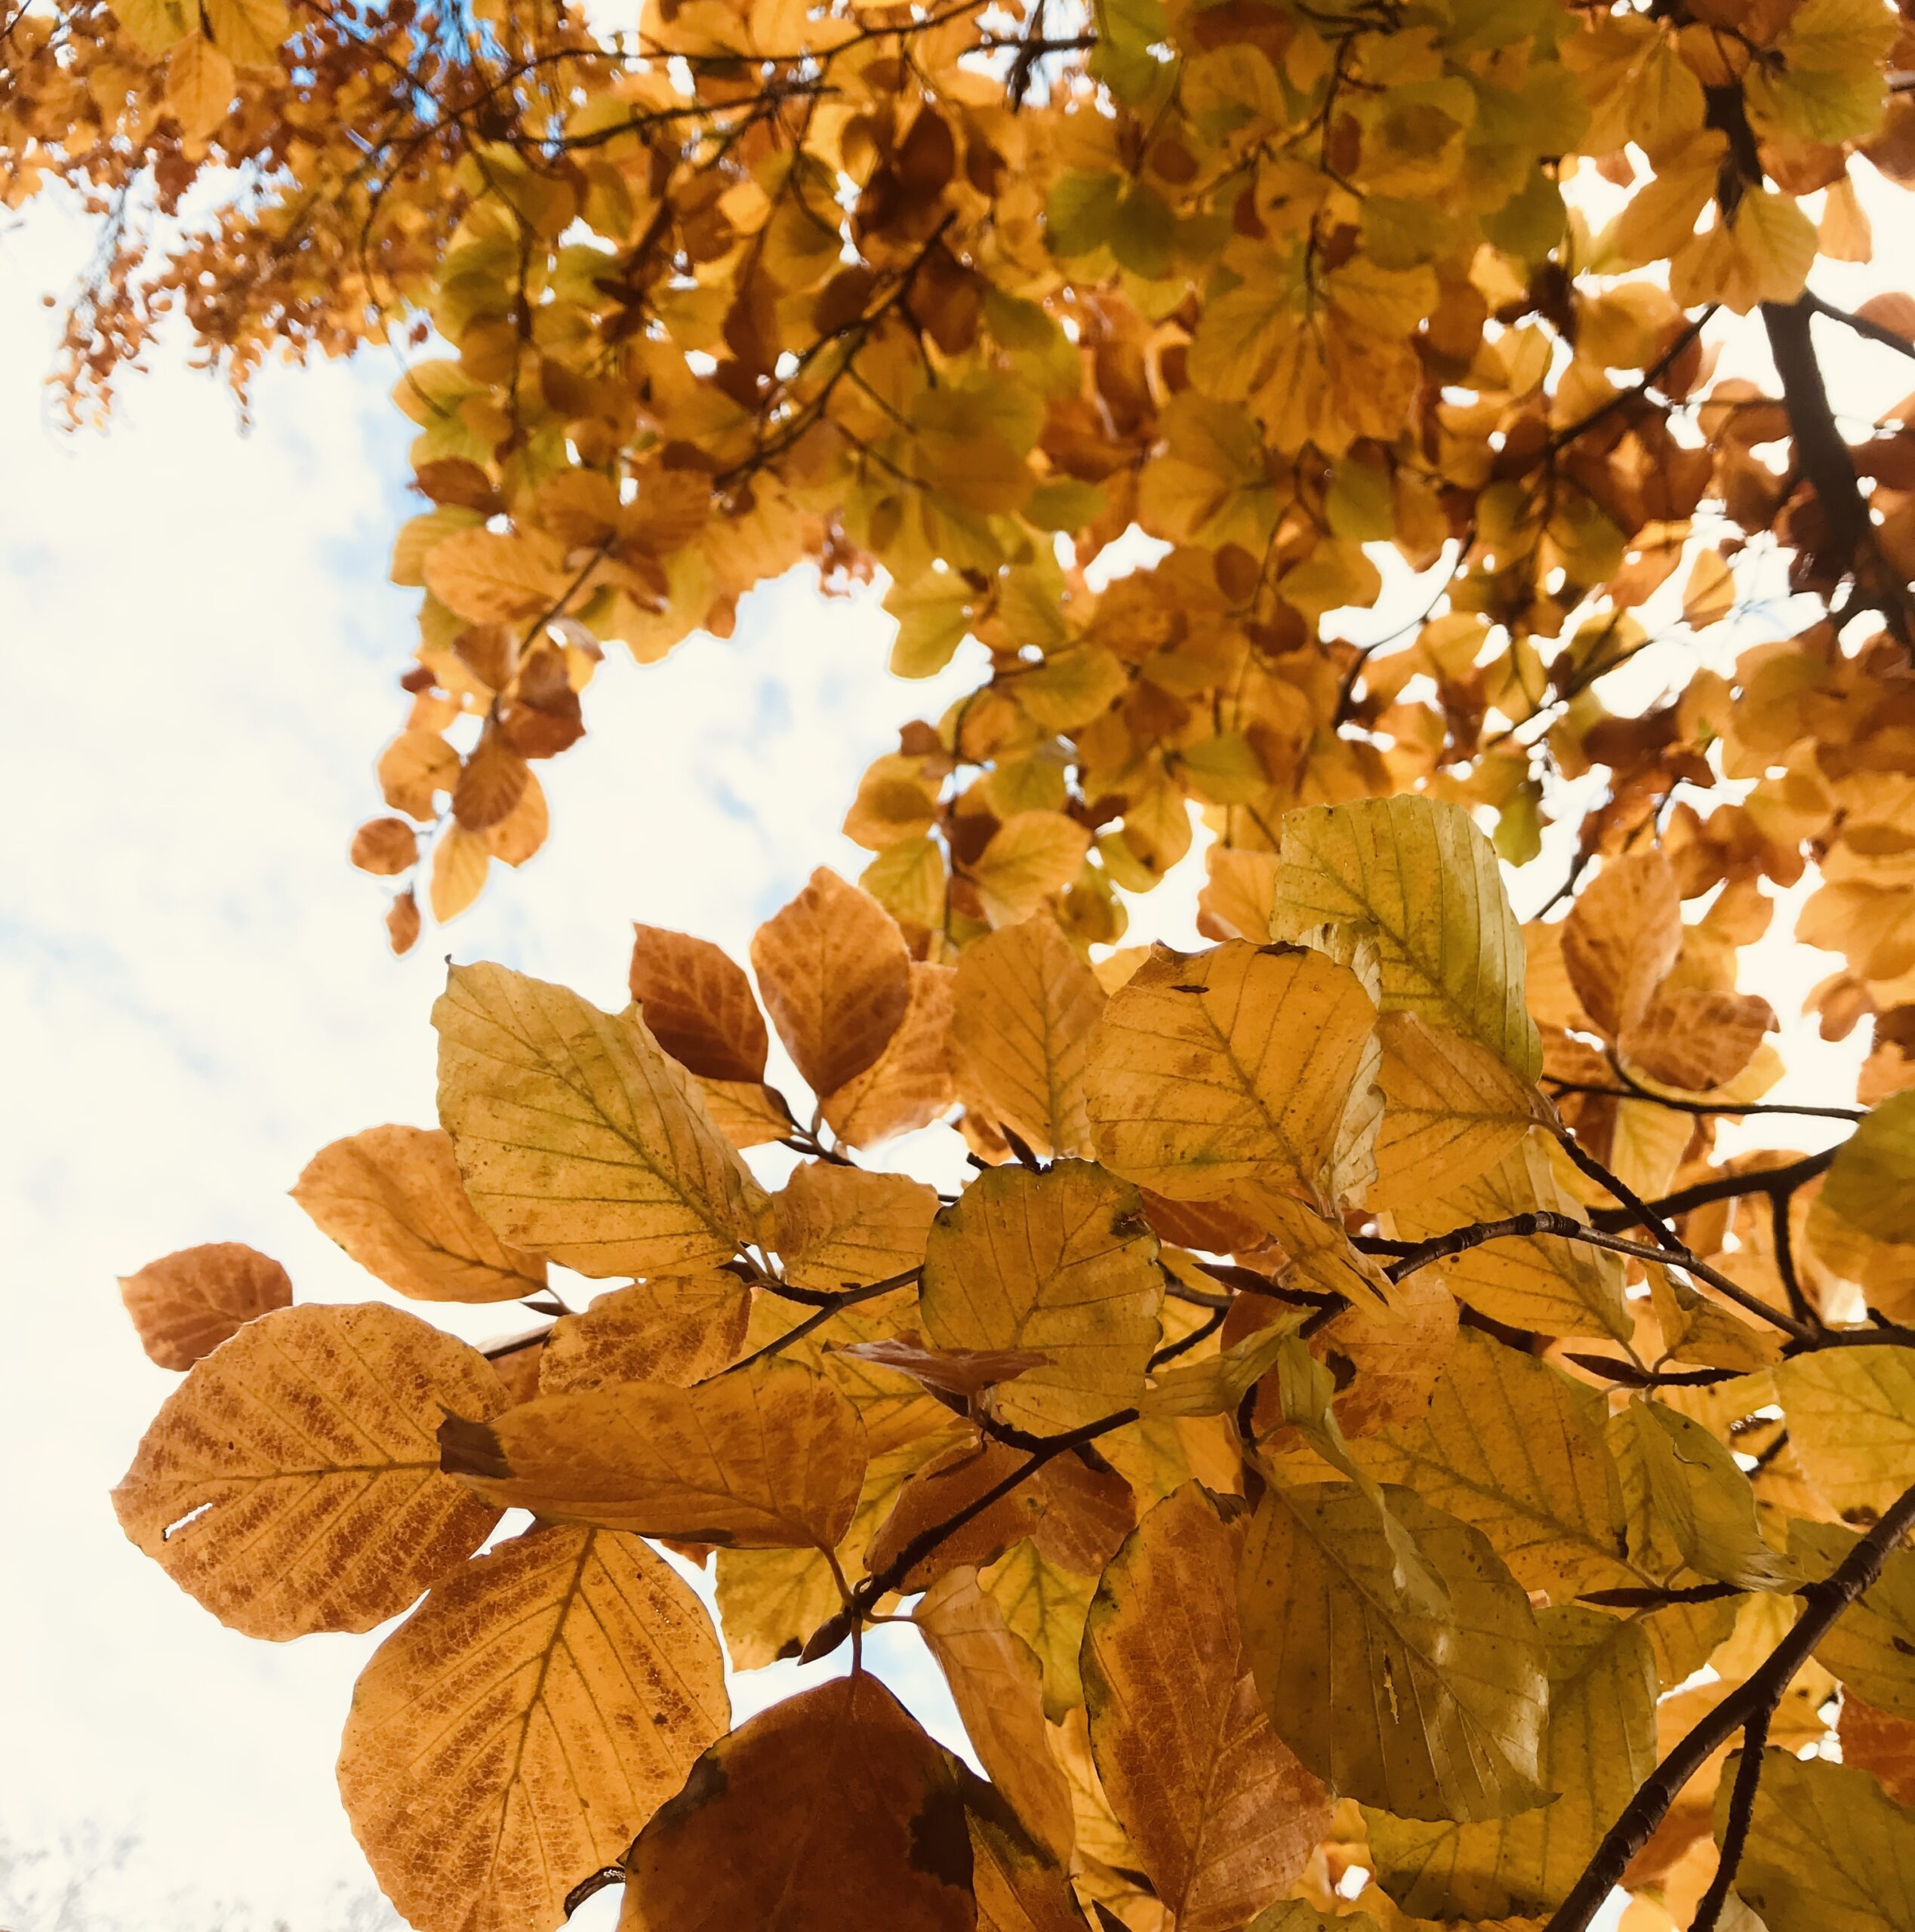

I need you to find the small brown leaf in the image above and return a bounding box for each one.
[119,1241,293,1371]
[451,725,531,831]
[629,924,769,1083]
[386,888,422,955]
[829,1333,1052,1398]
[351,816,418,876]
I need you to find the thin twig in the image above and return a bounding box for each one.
[1689,1712,1772,1932]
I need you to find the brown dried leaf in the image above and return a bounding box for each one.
[1559,849,1683,1038]
[821,961,958,1146]
[629,924,770,1083]
[538,1274,752,1392]
[118,1241,293,1371]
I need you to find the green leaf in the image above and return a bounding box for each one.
[1237,1481,1550,1823]
[1365,1604,1658,1918]
[1819,1092,1915,1244]
[1724,1748,1915,1932]
[1271,797,1541,1080]
[1362,1327,1636,1598]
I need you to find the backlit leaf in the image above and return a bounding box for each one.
[118,1240,293,1371]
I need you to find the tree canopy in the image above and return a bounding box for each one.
[13,0,1915,1921]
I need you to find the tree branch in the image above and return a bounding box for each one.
[1544,1476,1915,1932]
[1689,1713,1771,1932]
[1587,1149,1836,1233]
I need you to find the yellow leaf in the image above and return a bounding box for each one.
[751,866,911,1097]
[1364,1606,1658,1918]
[433,962,768,1277]
[951,918,1106,1160]
[112,1303,505,1638]
[165,32,233,141]
[1237,1481,1549,1822]
[972,812,1094,927]
[423,527,568,624]
[117,1240,291,1371]
[1362,1327,1636,1597]
[1371,1011,1547,1209]
[1670,191,1818,313]
[772,1160,939,1291]
[338,1524,728,1932]
[1775,1346,1915,1516]
[1082,1487,1331,1931]
[1271,798,1541,1080]
[916,1566,1076,1862]
[1085,941,1377,1204]
[429,821,490,921]
[981,1540,1098,1720]
[292,1124,548,1303]
[537,1275,751,1392]
[1682,546,1736,629]
[112,0,193,55]
[200,0,287,64]
[618,1675,974,1932]
[440,1357,867,1548]
[377,728,459,822]
[1792,1521,1915,1718]
[921,1161,1162,1434]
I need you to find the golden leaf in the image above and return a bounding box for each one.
[338,1524,728,1932]
[439,1356,867,1547]
[920,1161,1163,1434]
[820,961,957,1146]
[112,1303,505,1638]
[433,963,768,1277]
[1084,942,1378,1204]
[1560,848,1683,1038]
[971,813,1095,927]
[291,1124,547,1303]
[118,1240,292,1371]
[916,1566,1076,1861]
[772,1159,939,1290]
[950,917,1106,1159]
[538,1274,751,1392]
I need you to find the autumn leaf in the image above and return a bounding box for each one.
[1084,941,1378,1204]
[291,1124,548,1303]
[434,963,768,1276]
[439,1356,867,1547]
[628,924,770,1084]
[1082,1485,1332,1930]
[750,867,912,1096]
[618,1674,974,1932]
[919,1161,1163,1434]
[537,1273,751,1392]
[113,1303,506,1638]
[1237,1481,1550,1822]
[338,1524,728,1932]
[117,1240,292,1370]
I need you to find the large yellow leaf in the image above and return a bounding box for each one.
[1364,1605,1657,1918]
[1775,1346,1915,1516]
[916,1566,1076,1862]
[423,526,567,624]
[112,1303,505,1638]
[618,1674,974,1932]
[1370,1013,1546,1209]
[1363,1328,1633,1597]
[950,918,1106,1159]
[117,1240,291,1371]
[338,1524,728,1932]
[1792,1521,1915,1719]
[1385,1132,1632,1341]
[1081,1486,1332,1931]
[1084,942,1377,1204]
[920,1161,1163,1433]
[292,1124,548,1303]
[972,812,1094,927]
[1270,798,1541,1080]
[439,1357,867,1548]
[1724,1749,1915,1932]
[537,1275,751,1392]
[750,866,911,1097]
[1236,1481,1549,1822]
[433,963,767,1278]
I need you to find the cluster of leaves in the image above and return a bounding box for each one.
[8,0,1915,1027]
[112,795,1915,1932]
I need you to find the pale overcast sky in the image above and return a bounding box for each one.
[0,169,1895,1927]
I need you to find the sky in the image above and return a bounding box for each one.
[0,165,1899,1928]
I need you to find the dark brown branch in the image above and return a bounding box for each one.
[1544,1475,1915,1932]
[799,1405,1140,1661]
[1578,1581,1741,1608]
[1689,1712,1772,1932]
[1587,1149,1836,1232]
[1803,291,1915,364]
[1555,1128,1687,1260]
[1543,1078,1862,1124]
